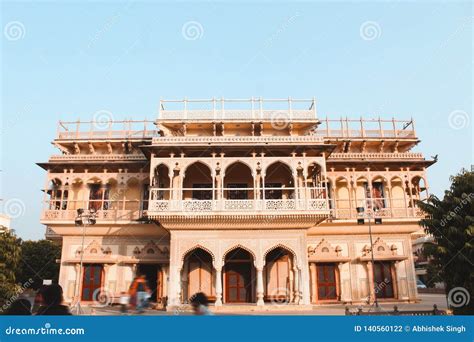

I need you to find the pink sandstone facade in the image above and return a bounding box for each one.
[39,98,435,310]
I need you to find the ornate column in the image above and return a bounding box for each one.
[256,267,265,306]
[309,262,318,303]
[215,264,223,306]
[336,263,343,301]
[366,261,375,304]
[103,264,110,290]
[387,181,394,217]
[392,261,399,300]
[293,266,300,304]
[215,164,222,201]
[301,264,311,305]
[162,265,169,299]
[74,263,82,302]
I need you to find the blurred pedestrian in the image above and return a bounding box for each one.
[5,299,32,315]
[119,291,130,314]
[36,284,72,315]
[129,273,150,314]
[190,292,213,315]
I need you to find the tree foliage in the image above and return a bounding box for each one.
[0,230,22,306]
[418,169,474,315]
[16,240,61,290]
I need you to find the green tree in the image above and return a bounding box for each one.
[418,169,474,315]
[0,230,21,307]
[16,240,61,290]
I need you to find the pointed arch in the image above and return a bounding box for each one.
[181,245,216,263]
[263,244,298,264]
[222,244,256,264]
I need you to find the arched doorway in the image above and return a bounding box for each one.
[223,162,254,200]
[182,248,215,303]
[264,247,294,303]
[224,248,255,303]
[182,162,213,201]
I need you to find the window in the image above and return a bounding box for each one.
[192,184,212,200]
[228,183,248,200]
[264,183,282,199]
[88,184,110,211]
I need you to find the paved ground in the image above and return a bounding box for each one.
[82,293,448,316]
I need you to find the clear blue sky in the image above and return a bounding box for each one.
[1,1,472,240]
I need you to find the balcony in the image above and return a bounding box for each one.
[49,154,147,162]
[147,184,330,225]
[56,120,156,140]
[40,200,147,224]
[148,198,329,213]
[328,152,424,160]
[151,135,324,145]
[158,98,316,122]
[329,198,425,220]
[315,118,417,139]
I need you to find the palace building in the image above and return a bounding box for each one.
[39,98,435,309]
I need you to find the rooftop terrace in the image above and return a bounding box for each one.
[158,97,317,121]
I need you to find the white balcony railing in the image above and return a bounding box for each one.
[151,135,324,145]
[328,152,424,160]
[41,200,147,222]
[158,98,316,121]
[329,198,425,219]
[148,198,329,213]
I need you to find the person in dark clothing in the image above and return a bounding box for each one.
[36,284,72,315]
[5,299,32,315]
[190,292,212,315]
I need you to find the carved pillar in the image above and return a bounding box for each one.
[74,263,82,301]
[387,181,394,217]
[301,264,311,305]
[293,266,300,304]
[367,261,375,304]
[392,261,400,300]
[309,262,318,303]
[162,265,169,299]
[215,265,223,306]
[103,264,110,289]
[336,263,343,301]
[256,267,264,306]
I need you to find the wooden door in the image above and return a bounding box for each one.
[374,262,394,298]
[81,264,103,301]
[316,263,337,300]
[225,263,251,303]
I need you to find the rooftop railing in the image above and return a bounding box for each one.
[316,118,416,139]
[54,116,417,141]
[158,98,317,121]
[56,120,156,140]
